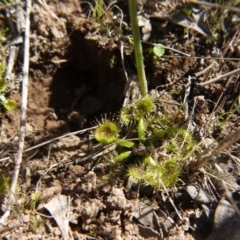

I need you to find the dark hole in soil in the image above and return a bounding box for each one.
[48,30,126,131]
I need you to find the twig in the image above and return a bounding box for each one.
[195,61,219,77]
[0,157,10,162]
[120,40,131,107]
[162,55,240,61]
[0,0,31,225]
[35,158,67,191]
[187,0,240,13]
[36,0,59,20]
[5,46,19,81]
[222,30,240,58]
[192,128,240,172]
[198,67,240,86]
[0,224,22,235]
[0,2,20,10]
[24,126,96,153]
[183,75,191,120]
[159,179,183,222]
[15,0,26,33]
[143,41,191,57]
[5,8,17,38]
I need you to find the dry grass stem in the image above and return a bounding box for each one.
[24,126,96,153]
[0,0,32,225]
[195,61,219,77]
[5,46,19,81]
[198,67,240,86]
[192,128,240,172]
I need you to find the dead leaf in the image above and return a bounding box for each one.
[44,194,70,240]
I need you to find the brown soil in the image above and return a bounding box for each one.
[0,0,240,239]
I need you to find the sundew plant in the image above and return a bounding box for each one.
[94,0,203,189]
[92,0,240,191]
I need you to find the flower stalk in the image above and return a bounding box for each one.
[128,0,148,96]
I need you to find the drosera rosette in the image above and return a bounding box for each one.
[134,96,155,120]
[94,119,136,148]
[127,158,180,188]
[120,95,156,142]
[94,120,119,144]
[94,119,137,164]
[165,126,196,158]
[120,95,155,125]
[146,112,171,139]
[120,102,135,125]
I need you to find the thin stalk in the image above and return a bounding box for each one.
[128,0,148,96]
[0,0,32,225]
[191,128,240,171]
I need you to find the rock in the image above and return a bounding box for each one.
[185,185,212,204]
[161,218,174,236]
[106,187,127,210]
[207,198,240,240]
[131,199,159,229]
[138,225,162,238]
[75,171,96,194]
[80,199,104,220]
[98,223,122,239]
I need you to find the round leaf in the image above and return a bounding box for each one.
[153,44,165,57]
[2,99,17,111]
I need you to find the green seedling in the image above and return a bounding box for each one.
[145,43,165,66]
[152,44,165,57]
[91,0,105,20]
[29,192,45,234]
[110,55,116,68]
[29,215,45,234]
[0,172,11,193]
[0,64,17,111]
[90,0,124,38]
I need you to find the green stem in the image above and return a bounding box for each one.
[128,0,148,96]
[138,118,145,140]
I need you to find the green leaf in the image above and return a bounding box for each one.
[120,104,134,124]
[115,151,132,163]
[117,140,136,148]
[152,128,166,139]
[182,7,192,16]
[0,79,7,93]
[161,159,180,186]
[94,121,119,144]
[2,99,17,111]
[135,96,155,120]
[138,118,146,139]
[143,155,156,166]
[153,44,165,57]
